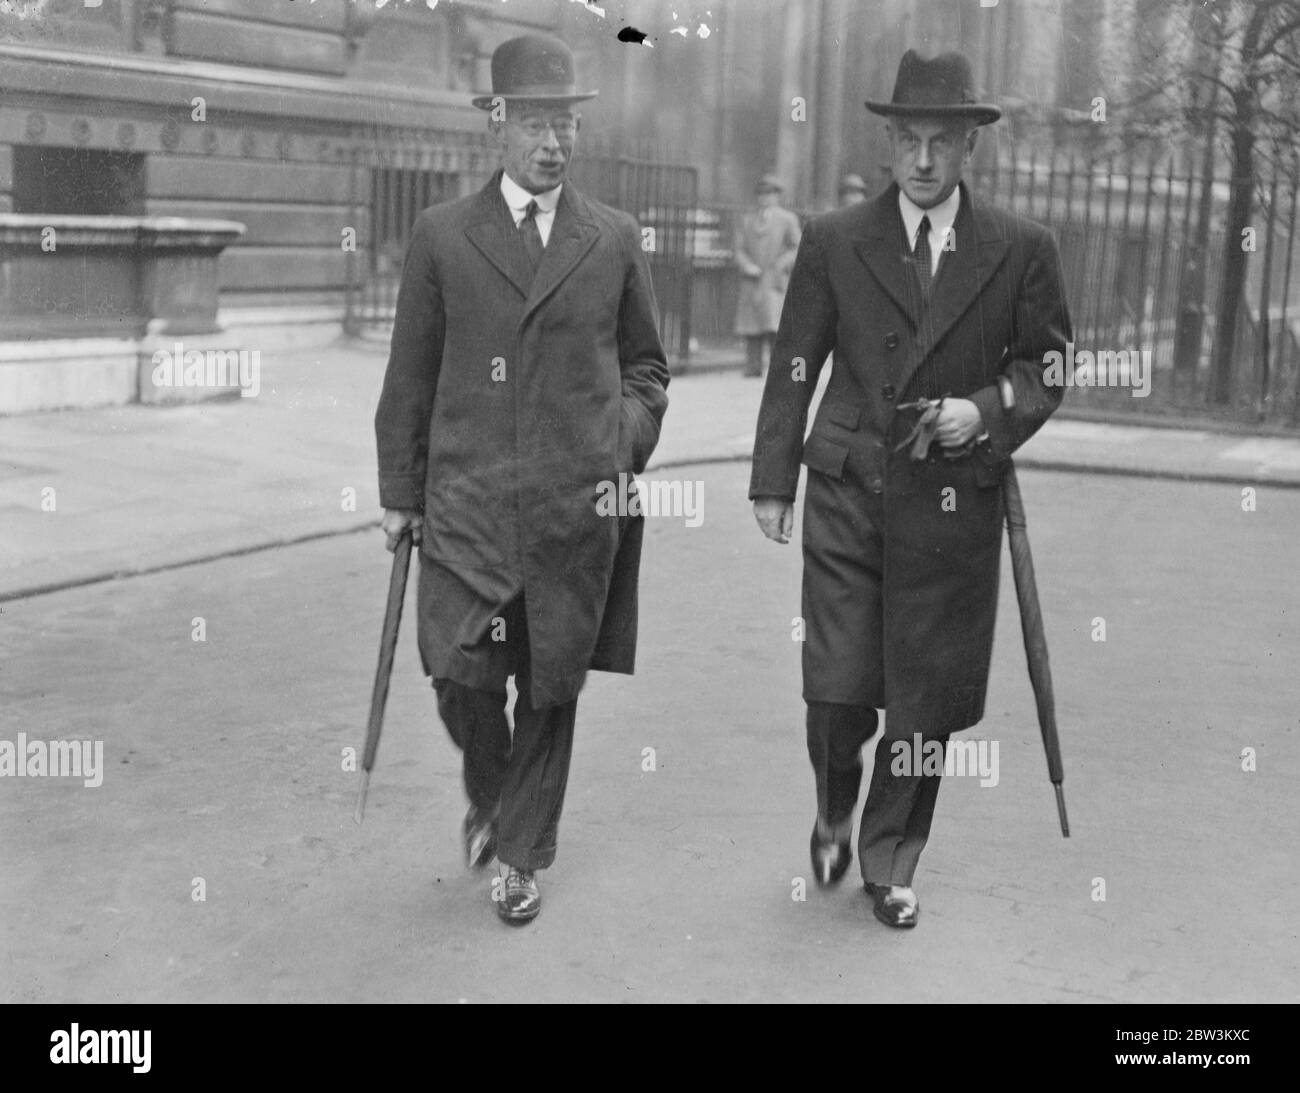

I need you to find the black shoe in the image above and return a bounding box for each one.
[463,806,498,870]
[810,820,852,888]
[866,882,919,929]
[496,868,541,924]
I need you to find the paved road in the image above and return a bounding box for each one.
[2,462,1295,1002]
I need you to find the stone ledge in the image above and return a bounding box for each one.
[0,215,246,249]
[0,346,138,414]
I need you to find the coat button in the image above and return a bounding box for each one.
[884,332,900,349]
[882,383,896,399]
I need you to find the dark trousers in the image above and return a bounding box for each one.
[744,333,774,376]
[434,597,577,872]
[806,702,948,887]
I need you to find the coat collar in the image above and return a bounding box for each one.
[464,168,600,322]
[852,181,1011,395]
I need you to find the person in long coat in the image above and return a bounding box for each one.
[749,50,1072,929]
[734,175,801,377]
[375,34,669,925]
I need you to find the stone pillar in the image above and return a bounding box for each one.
[813,0,849,210]
[774,0,811,203]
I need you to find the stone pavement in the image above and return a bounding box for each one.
[2,462,1295,1002]
[3,339,1298,1003]
[3,337,1299,601]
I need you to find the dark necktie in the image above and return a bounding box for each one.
[913,214,932,299]
[520,199,544,276]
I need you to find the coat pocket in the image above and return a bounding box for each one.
[823,402,861,431]
[801,433,849,482]
[617,400,642,474]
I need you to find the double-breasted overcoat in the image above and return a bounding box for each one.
[749,182,1072,738]
[376,170,670,708]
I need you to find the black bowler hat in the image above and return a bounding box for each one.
[865,50,1000,126]
[471,34,598,111]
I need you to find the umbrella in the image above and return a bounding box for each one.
[1002,460,1070,837]
[354,528,413,825]
[899,382,1069,837]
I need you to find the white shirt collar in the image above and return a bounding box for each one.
[500,171,562,217]
[898,184,961,248]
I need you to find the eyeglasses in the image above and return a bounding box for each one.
[893,131,963,156]
[513,116,578,139]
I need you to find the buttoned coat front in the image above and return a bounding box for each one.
[375,171,670,709]
[749,183,1072,738]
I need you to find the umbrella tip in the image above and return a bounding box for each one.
[1055,783,1069,838]
[354,771,370,825]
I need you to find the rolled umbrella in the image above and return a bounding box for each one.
[1002,460,1069,838]
[354,528,413,825]
[901,382,1069,836]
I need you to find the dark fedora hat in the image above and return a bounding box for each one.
[471,34,598,111]
[865,49,1000,126]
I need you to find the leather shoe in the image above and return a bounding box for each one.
[810,819,852,888]
[867,883,920,928]
[496,868,541,924]
[463,805,498,870]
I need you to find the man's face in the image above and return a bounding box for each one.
[840,190,866,207]
[491,102,579,194]
[756,189,780,209]
[887,118,976,209]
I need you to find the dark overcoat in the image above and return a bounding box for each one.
[375,171,670,708]
[749,182,1072,738]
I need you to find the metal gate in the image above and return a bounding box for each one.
[569,148,698,361]
[343,129,496,336]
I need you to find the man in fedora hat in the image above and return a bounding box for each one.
[375,33,669,925]
[749,50,1072,928]
[734,174,802,377]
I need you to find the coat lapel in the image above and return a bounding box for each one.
[853,188,918,325]
[463,172,532,300]
[522,185,600,324]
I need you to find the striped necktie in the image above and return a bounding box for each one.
[913,214,932,299]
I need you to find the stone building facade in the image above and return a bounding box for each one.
[1,0,1099,410]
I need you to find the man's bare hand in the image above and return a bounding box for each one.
[934,397,983,449]
[381,508,422,552]
[753,497,794,544]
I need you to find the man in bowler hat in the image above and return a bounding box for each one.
[734,174,802,377]
[749,51,1072,927]
[375,34,669,924]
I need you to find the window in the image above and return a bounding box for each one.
[12,146,145,215]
